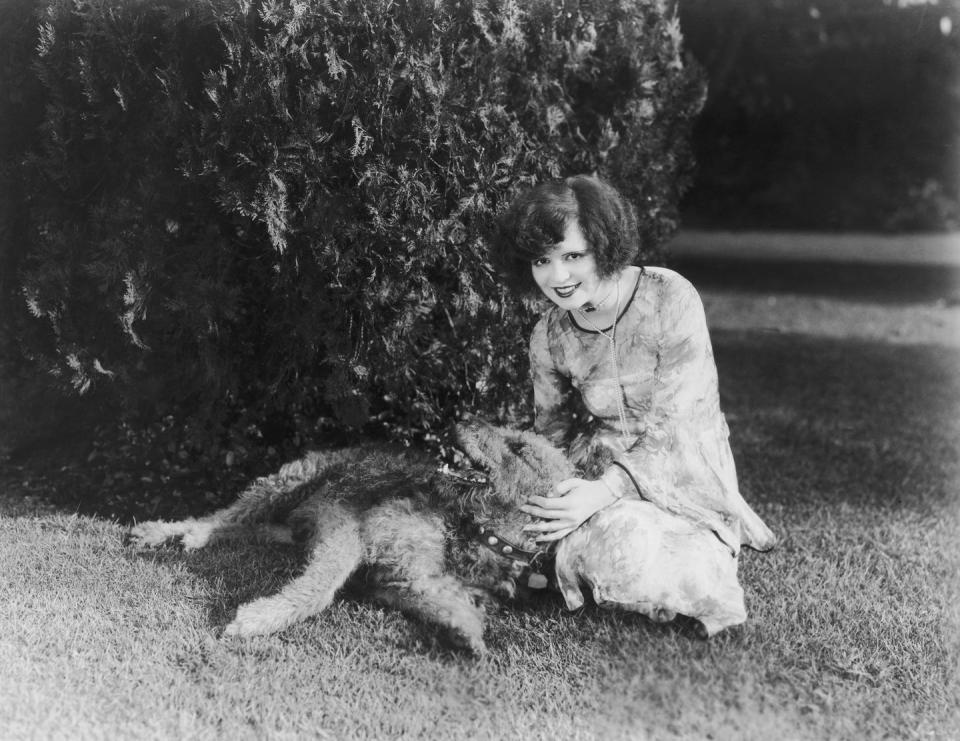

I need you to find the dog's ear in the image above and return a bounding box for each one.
[514,429,576,484]
[454,419,510,469]
[490,426,574,502]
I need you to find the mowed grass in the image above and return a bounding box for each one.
[2,296,959,740]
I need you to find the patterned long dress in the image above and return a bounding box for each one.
[530,266,776,555]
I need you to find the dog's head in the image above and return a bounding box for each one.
[434,420,575,518]
[430,421,576,587]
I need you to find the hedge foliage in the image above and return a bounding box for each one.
[4,0,704,458]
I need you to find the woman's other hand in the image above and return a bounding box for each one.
[520,478,618,543]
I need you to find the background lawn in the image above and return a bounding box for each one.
[1,285,958,740]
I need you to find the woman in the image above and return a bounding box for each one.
[491,174,776,555]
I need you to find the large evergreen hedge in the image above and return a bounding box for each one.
[4,0,704,458]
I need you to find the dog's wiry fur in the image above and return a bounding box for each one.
[130,421,749,651]
[129,422,567,652]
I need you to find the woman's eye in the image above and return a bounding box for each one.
[532,257,549,267]
[565,252,584,261]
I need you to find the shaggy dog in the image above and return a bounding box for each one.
[129,421,746,652]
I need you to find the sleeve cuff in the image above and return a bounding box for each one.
[600,463,641,500]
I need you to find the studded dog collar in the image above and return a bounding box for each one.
[437,464,553,588]
[473,524,541,564]
[473,523,553,589]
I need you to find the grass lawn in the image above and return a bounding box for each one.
[1,291,958,740]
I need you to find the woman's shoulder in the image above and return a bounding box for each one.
[531,301,575,335]
[637,266,701,305]
[530,305,561,345]
[638,265,695,289]
[530,311,549,342]
[530,303,583,369]
[529,305,575,371]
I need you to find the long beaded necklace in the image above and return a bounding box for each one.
[576,279,631,445]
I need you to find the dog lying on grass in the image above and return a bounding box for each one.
[129,421,746,652]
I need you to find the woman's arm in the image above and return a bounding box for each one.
[524,317,621,542]
[529,317,577,446]
[607,271,775,551]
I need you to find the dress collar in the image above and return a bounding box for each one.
[567,267,643,334]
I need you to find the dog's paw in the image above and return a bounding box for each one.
[127,519,213,551]
[494,578,518,600]
[179,522,215,551]
[223,599,287,638]
[127,520,179,548]
[222,617,255,638]
[448,625,487,656]
[445,603,487,655]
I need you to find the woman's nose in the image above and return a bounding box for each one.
[550,261,570,282]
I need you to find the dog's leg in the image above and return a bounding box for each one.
[126,518,296,551]
[368,574,487,654]
[126,516,214,550]
[361,502,487,653]
[128,449,356,550]
[223,508,363,637]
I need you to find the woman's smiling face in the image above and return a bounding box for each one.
[530,220,603,310]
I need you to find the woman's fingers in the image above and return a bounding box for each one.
[523,496,566,510]
[522,479,599,542]
[521,517,575,532]
[533,527,574,543]
[554,477,586,495]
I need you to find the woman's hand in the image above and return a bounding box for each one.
[519,478,618,543]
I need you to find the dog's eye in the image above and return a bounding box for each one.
[507,440,526,457]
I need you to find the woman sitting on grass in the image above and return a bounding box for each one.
[491,174,776,554]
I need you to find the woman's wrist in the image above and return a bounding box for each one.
[599,478,621,500]
[594,478,621,513]
[601,464,641,501]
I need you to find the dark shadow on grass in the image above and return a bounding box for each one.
[126,540,304,630]
[713,330,960,513]
[123,538,561,656]
[123,536,712,658]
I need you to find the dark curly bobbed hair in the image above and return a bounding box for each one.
[489,174,640,297]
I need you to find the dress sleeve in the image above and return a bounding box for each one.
[603,273,776,553]
[529,316,577,448]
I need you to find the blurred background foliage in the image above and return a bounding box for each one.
[680,0,960,232]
